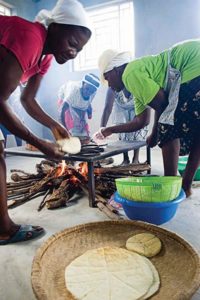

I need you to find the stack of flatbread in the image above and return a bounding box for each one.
[65,246,160,300]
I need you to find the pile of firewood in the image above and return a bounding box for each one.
[7,160,150,218]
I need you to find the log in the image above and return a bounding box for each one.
[29,175,54,194]
[7,159,149,212]
[46,197,67,209]
[7,178,40,190]
[38,180,79,210]
[95,163,150,174]
[95,194,118,214]
[38,190,53,211]
[7,187,31,196]
[44,180,69,203]
[10,169,33,176]
[7,190,47,208]
[10,172,42,182]
[95,194,107,204]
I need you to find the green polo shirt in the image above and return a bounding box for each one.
[122,39,200,115]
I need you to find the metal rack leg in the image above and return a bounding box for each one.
[146,146,151,174]
[87,161,96,207]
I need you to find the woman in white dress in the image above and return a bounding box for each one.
[101,87,148,164]
[58,73,100,139]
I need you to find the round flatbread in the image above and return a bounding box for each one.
[57,137,81,154]
[65,246,159,300]
[126,233,162,258]
[142,256,160,299]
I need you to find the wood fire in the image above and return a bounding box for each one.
[7,160,150,219]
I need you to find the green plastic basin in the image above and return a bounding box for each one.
[115,176,182,202]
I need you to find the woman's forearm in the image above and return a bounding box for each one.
[103,108,150,137]
[101,87,115,127]
[20,74,59,130]
[21,97,58,129]
[100,107,112,127]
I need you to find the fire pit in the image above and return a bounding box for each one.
[5,141,151,207]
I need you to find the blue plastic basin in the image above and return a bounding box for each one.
[114,189,186,225]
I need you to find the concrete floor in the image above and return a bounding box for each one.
[0,148,200,300]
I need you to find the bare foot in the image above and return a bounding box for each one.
[182,183,193,198]
[184,188,192,198]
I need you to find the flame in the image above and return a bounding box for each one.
[70,175,79,184]
[78,162,88,176]
[55,160,66,177]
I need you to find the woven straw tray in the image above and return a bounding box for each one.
[32,220,200,300]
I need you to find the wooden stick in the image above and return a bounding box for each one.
[8,191,47,208]
[97,202,121,220]
[38,190,53,211]
[10,169,33,175]
[7,178,40,186]
[95,163,150,174]
[7,187,30,196]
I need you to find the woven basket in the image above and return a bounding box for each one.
[32,220,200,300]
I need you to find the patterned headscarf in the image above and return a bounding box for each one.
[82,73,100,91]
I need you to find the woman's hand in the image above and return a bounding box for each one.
[146,131,158,148]
[37,139,64,160]
[93,127,106,140]
[93,127,113,141]
[51,123,70,140]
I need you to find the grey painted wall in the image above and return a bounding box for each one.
[34,0,110,11]
[38,0,200,139]
[5,0,37,20]
[4,0,200,139]
[134,0,200,57]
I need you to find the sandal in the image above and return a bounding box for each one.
[0,225,45,245]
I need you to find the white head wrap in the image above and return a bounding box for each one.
[98,49,132,84]
[35,0,92,33]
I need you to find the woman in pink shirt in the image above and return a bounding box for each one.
[0,0,92,245]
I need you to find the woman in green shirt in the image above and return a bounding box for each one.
[95,41,200,197]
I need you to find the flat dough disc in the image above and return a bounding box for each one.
[65,246,160,300]
[142,256,160,299]
[57,137,81,154]
[126,233,162,258]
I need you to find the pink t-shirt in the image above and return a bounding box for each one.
[0,16,53,83]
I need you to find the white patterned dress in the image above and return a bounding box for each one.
[112,91,148,142]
